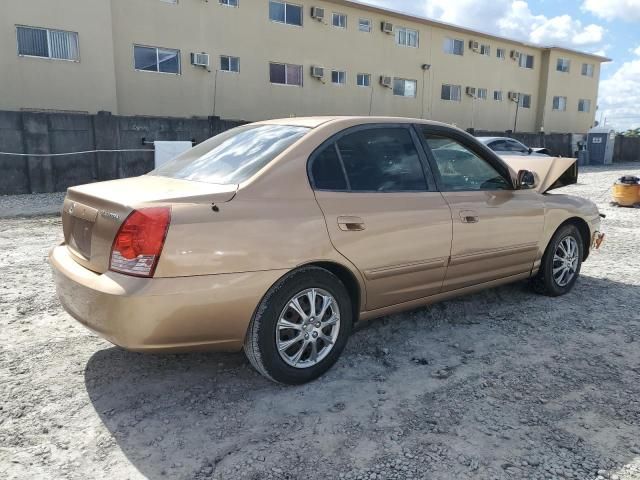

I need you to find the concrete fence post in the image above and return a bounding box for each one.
[93,111,120,181]
[21,112,53,193]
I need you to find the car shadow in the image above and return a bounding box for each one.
[84,274,640,479]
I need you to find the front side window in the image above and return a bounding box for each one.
[443,38,464,55]
[578,98,591,112]
[519,54,534,69]
[556,58,571,73]
[441,84,461,101]
[269,1,302,26]
[220,55,239,72]
[552,96,567,111]
[331,70,346,85]
[506,139,529,153]
[393,78,417,97]
[357,73,371,87]
[494,90,503,101]
[581,63,594,77]
[396,27,418,47]
[17,26,79,61]
[153,124,309,184]
[358,18,371,32]
[332,13,347,28]
[519,94,531,108]
[422,134,511,191]
[269,62,302,86]
[134,45,180,73]
[336,128,428,192]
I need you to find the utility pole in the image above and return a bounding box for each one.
[512,94,520,134]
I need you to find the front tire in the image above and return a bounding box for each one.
[244,267,353,385]
[531,224,584,296]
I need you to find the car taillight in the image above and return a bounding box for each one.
[109,207,171,278]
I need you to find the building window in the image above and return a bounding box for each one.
[581,63,594,77]
[519,54,534,69]
[519,94,532,108]
[332,13,347,28]
[160,0,178,4]
[220,55,239,72]
[552,96,567,111]
[134,45,180,73]
[331,70,346,85]
[269,1,302,26]
[219,0,238,5]
[477,88,488,100]
[556,58,570,73]
[493,90,503,101]
[393,78,417,97]
[480,44,490,56]
[578,99,591,112]
[16,26,79,61]
[358,18,371,32]
[443,38,464,55]
[441,84,462,101]
[269,62,302,86]
[396,27,418,47]
[496,48,505,59]
[357,73,371,87]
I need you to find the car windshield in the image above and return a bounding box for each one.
[151,124,310,184]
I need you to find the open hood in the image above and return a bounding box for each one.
[500,155,578,193]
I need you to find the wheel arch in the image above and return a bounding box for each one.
[554,217,591,261]
[304,261,364,323]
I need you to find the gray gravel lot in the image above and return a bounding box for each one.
[1,164,639,480]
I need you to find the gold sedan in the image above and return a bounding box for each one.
[50,117,604,384]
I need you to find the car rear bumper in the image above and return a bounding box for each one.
[49,244,287,353]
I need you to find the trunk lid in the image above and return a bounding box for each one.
[62,175,237,273]
[500,155,578,193]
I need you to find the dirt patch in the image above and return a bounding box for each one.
[1,164,640,480]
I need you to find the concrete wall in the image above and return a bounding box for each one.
[0,110,244,195]
[0,0,606,133]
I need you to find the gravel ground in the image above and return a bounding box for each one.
[1,163,639,480]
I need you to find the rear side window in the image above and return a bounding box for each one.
[311,145,348,190]
[337,128,427,192]
[152,124,309,184]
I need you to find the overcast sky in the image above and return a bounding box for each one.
[362,0,640,131]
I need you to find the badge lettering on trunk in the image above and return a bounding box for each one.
[100,211,121,222]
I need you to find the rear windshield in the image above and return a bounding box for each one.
[151,124,310,184]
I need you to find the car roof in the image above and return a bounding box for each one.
[256,116,462,131]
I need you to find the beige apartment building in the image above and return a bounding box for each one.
[0,0,610,133]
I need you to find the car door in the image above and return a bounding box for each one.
[417,126,545,291]
[309,124,453,310]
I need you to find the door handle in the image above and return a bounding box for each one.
[337,216,365,231]
[459,210,479,224]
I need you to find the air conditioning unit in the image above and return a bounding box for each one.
[190,52,210,68]
[469,41,480,52]
[381,21,394,34]
[311,7,325,21]
[380,75,393,88]
[508,91,520,101]
[310,66,325,79]
[510,50,521,60]
[466,86,477,97]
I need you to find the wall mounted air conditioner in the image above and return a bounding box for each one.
[381,22,394,34]
[508,91,520,101]
[190,52,210,68]
[510,50,521,61]
[469,41,480,52]
[311,66,325,79]
[380,75,393,88]
[466,86,477,97]
[311,7,325,21]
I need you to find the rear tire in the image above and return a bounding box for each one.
[531,224,584,297]
[244,267,352,385]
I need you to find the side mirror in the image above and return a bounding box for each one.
[528,147,533,154]
[517,169,536,189]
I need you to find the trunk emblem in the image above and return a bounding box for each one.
[100,211,121,222]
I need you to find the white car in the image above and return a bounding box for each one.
[477,137,551,157]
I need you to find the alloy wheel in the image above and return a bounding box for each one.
[552,236,579,287]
